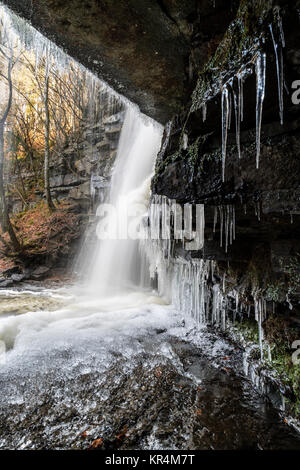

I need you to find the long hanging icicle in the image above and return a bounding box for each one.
[254,296,267,360]
[238,74,244,123]
[221,85,230,181]
[233,80,241,159]
[202,103,207,122]
[255,50,266,169]
[214,205,236,252]
[269,23,285,125]
[277,11,286,48]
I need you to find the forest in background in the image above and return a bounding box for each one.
[0,9,122,272]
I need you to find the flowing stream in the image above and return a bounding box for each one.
[0,3,300,451]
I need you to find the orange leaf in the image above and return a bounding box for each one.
[154,367,163,377]
[115,426,128,441]
[90,438,103,449]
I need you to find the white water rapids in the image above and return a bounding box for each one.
[0,104,170,353]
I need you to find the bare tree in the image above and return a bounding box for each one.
[21,53,56,211]
[0,44,21,251]
[43,67,55,211]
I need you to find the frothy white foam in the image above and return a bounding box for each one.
[0,290,171,352]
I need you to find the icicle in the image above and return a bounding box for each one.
[254,201,261,221]
[161,196,171,242]
[238,74,244,123]
[213,206,218,233]
[235,291,239,312]
[255,51,266,169]
[277,14,285,48]
[269,24,284,125]
[225,205,229,253]
[0,2,126,110]
[219,206,224,248]
[183,203,193,242]
[233,80,241,159]
[286,293,293,310]
[222,273,226,292]
[232,205,236,241]
[221,85,230,181]
[267,343,272,362]
[186,204,205,251]
[254,296,267,360]
[202,103,207,122]
[228,83,232,130]
[173,200,183,242]
[216,205,235,252]
[247,305,251,318]
[182,133,188,150]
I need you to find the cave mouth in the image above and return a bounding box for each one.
[0,0,241,123]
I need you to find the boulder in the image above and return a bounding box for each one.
[11,273,25,283]
[31,266,51,280]
[0,279,14,288]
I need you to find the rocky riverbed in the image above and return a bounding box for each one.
[0,287,299,450]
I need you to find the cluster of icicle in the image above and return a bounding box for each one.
[0,2,125,207]
[148,194,205,253]
[0,3,124,120]
[200,15,285,182]
[219,52,266,181]
[213,205,236,253]
[142,197,228,328]
[148,197,237,255]
[144,195,272,364]
[143,238,229,328]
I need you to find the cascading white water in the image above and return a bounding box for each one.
[88,106,163,295]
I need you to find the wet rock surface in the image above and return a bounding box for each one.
[150,1,300,399]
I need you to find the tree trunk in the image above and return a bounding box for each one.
[44,74,55,212]
[0,53,21,252]
[0,127,21,252]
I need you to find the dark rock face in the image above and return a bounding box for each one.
[152,0,300,307]
[149,0,300,417]
[8,111,124,216]
[2,0,239,123]
[49,111,124,211]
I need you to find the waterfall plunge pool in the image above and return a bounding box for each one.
[0,285,299,450]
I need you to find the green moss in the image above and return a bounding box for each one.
[279,254,300,296]
[234,316,259,344]
[233,313,300,418]
[191,0,274,112]
[270,345,300,418]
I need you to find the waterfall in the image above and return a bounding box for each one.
[88,106,163,295]
[0,2,164,297]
